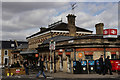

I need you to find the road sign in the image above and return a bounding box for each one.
[103,29,117,38]
[49,41,55,50]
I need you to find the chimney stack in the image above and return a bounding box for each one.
[95,23,104,35]
[66,14,76,36]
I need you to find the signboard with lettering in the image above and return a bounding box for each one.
[103,29,117,38]
[65,49,73,52]
[16,69,20,73]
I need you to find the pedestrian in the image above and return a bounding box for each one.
[16,61,20,67]
[99,55,104,75]
[105,56,113,75]
[23,59,29,75]
[36,57,46,78]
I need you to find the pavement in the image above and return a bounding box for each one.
[1,70,120,80]
[1,73,120,80]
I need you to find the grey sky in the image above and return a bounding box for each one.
[1,1,119,41]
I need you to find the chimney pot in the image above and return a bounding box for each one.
[95,23,104,35]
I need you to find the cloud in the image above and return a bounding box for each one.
[2,2,118,40]
[2,0,120,2]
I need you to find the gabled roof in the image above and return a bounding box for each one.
[0,40,28,49]
[26,22,93,39]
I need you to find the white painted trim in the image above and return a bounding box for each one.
[27,31,50,39]
[4,56,9,66]
[76,32,92,34]
[0,50,1,56]
[4,50,8,56]
[27,30,92,40]
[0,56,1,64]
[51,30,69,33]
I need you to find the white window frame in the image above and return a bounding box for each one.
[0,50,1,56]
[4,57,9,66]
[0,50,1,64]
[4,50,8,56]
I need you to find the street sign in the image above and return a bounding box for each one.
[65,48,73,52]
[49,41,55,50]
[103,29,117,38]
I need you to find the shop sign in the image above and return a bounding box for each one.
[35,54,39,57]
[103,29,117,38]
[59,49,63,52]
[65,49,73,52]
[78,53,82,58]
[16,69,20,73]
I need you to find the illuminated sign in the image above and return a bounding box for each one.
[103,29,117,38]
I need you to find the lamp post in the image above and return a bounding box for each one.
[74,48,76,61]
[54,50,56,73]
[103,39,106,60]
[49,40,56,73]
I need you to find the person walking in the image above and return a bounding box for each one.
[105,56,113,75]
[99,55,104,75]
[23,59,29,75]
[36,57,46,78]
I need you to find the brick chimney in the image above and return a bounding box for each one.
[95,23,104,35]
[66,14,76,36]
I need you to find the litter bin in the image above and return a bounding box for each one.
[95,60,100,74]
[81,60,88,74]
[73,61,81,74]
[88,60,95,73]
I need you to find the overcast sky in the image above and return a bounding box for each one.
[1,0,120,41]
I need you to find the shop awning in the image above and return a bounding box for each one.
[20,49,38,54]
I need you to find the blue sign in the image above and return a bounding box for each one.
[88,61,94,65]
[73,61,76,66]
[81,61,87,66]
[96,60,99,65]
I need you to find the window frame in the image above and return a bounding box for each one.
[4,50,8,56]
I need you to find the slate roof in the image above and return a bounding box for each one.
[0,40,28,49]
[20,49,38,54]
[17,44,28,49]
[26,22,93,39]
[40,35,120,46]
[42,35,74,44]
